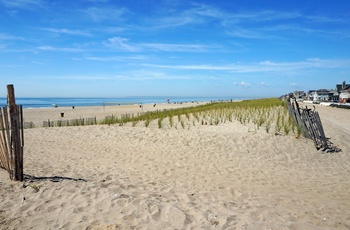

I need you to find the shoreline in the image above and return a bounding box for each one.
[22,101,210,127]
[1,97,242,109]
[21,101,204,109]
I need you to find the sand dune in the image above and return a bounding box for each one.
[1,102,350,229]
[22,102,206,127]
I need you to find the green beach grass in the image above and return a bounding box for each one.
[30,98,298,136]
[98,98,297,136]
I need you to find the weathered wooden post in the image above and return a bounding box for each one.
[7,84,24,181]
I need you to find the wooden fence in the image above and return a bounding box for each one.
[287,99,340,153]
[42,117,97,128]
[0,85,24,181]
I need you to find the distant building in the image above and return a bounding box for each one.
[335,81,350,102]
[336,81,350,92]
[306,90,316,101]
[293,90,305,99]
[328,89,339,102]
[309,89,333,101]
[339,86,350,103]
[294,80,349,102]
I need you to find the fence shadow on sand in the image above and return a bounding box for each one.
[24,174,87,183]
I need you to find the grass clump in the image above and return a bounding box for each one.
[157,118,163,128]
[33,98,299,134]
[144,119,151,127]
[180,119,186,129]
[169,116,174,127]
[29,184,42,193]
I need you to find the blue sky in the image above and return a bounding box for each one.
[1,0,350,98]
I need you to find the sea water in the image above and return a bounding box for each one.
[0,96,243,108]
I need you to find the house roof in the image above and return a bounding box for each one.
[293,91,305,95]
[316,89,331,93]
[336,83,350,92]
[340,86,350,92]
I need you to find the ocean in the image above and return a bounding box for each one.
[0,96,243,109]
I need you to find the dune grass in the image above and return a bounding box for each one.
[41,98,297,136]
[98,98,297,136]
[27,98,299,138]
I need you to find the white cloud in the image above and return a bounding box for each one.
[144,64,234,70]
[103,37,213,52]
[173,6,349,41]
[48,75,111,81]
[0,0,44,8]
[37,46,84,52]
[227,28,275,39]
[145,58,350,73]
[185,6,303,26]
[84,7,127,21]
[85,55,150,61]
[41,28,91,36]
[0,33,23,40]
[234,81,250,88]
[149,15,195,29]
[143,43,208,52]
[239,82,250,88]
[140,4,220,30]
[31,60,45,65]
[103,37,139,52]
[49,72,192,82]
[113,70,194,81]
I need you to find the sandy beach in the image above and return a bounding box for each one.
[22,102,208,127]
[1,102,350,229]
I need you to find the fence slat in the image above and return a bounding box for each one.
[287,99,339,152]
[0,85,24,181]
[0,109,9,172]
[2,107,14,179]
[18,105,24,181]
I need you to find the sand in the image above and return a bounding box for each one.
[22,102,207,127]
[0,102,350,229]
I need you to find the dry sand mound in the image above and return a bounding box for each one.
[1,103,350,229]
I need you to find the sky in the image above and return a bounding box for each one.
[0,0,350,98]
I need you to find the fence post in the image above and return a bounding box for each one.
[7,84,24,181]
